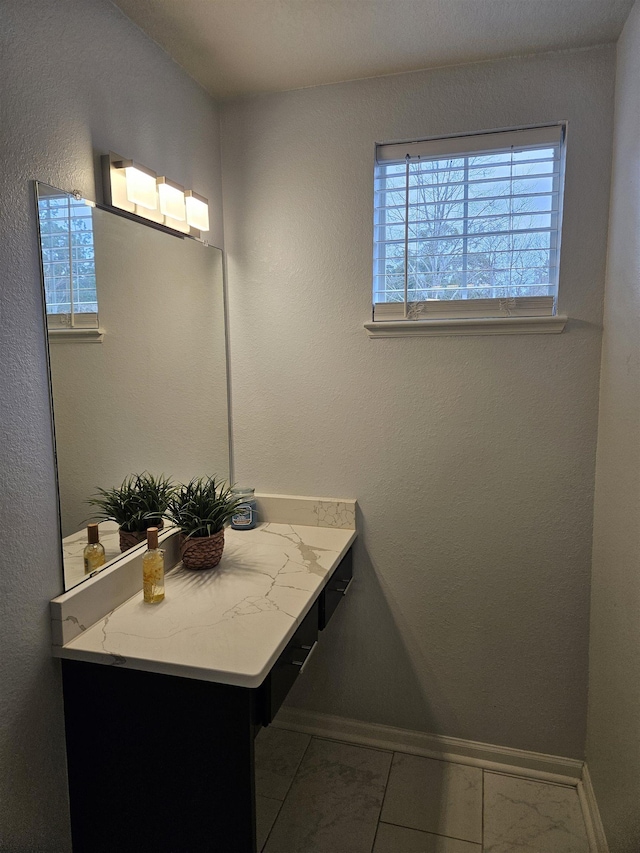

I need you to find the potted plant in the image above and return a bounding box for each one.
[87,472,175,552]
[165,476,243,570]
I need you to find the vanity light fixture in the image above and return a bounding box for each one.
[157,177,190,233]
[103,152,210,236]
[114,160,158,210]
[185,190,210,232]
[157,177,186,220]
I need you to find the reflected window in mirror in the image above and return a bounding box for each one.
[37,187,99,330]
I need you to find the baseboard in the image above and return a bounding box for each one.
[273,707,583,787]
[578,764,609,853]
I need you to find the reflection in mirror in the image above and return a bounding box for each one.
[38,188,99,330]
[36,183,230,591]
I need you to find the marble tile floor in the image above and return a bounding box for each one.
[254,727,590,853]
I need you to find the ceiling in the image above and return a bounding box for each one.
[113,0,634,99]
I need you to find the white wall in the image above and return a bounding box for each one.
[221,46,615,758]
[0,1,222,848]
[587,3,640,849]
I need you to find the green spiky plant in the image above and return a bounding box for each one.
[87,472,175,533]
[165,476,243,539]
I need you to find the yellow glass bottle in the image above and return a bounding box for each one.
[142,527,165,604]
[83,523,106,575]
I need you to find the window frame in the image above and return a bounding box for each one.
[366,124,568,338]
[37,189,100,334]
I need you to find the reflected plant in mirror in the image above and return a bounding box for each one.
[87,472,175,553]
[35,182,231,592]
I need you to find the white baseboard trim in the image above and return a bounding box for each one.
[578,764,609,853]
[273,707,583,787]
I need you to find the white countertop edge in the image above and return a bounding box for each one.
[51,647,267,688]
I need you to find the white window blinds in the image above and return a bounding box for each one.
[373,124,566,321]
[37,190,99,330]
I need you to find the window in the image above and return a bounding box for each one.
[370,125,567,335]
[37,188,99,330]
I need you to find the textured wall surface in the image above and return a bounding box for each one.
[0,2,221,849]
[221,47,615,758]
[587,3,640,850]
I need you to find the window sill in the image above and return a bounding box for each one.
[364,314,568,338]
[47,328,105,343]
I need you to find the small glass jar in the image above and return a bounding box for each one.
[230,487,258,530]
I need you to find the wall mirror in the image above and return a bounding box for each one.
[35,183,231,591]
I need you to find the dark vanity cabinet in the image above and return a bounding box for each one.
[319,547,353,630]
[62,660,260,853]
[260,599,319,726]
[62,547,353,853]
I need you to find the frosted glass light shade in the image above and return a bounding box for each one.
[122,163,157,210]
[109,161,135,213]
[185,191,209,232]
[157,178,186,221]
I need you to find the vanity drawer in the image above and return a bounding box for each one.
[319,548,353,630]
[260,599,319,725]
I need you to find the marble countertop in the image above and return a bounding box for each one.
[54,521,356,688]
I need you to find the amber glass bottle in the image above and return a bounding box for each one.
[83,523,106,575]
[142,527,165,603]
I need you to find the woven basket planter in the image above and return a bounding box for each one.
[119,520,164,553]
[180,529,225,571]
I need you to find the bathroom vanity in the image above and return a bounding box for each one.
[51,496,356,853]
[37,183,357,851]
